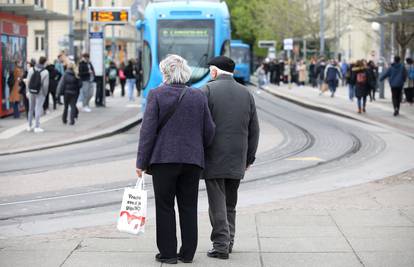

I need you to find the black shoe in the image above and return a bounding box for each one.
[207,248,229,259]
[155,253,177,264]
[229,244,233,254]
[177,255,193,263]
[394,110,399,116]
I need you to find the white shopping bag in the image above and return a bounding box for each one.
[117,174,147,235]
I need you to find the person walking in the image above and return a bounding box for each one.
[26,56,49,133]
[78,53,95,112]
[124,59,138,101]
[202,56,260,260]
[324,60,342,97]
[56,62,81,125]
[9,61,23,118]
[298,60,307,86]
[309,58,317,88]
[106,61,118,97]
[404,58,414,105]
[43,63,61,112]
[316,58,327,94]
[351,60,370,114]
[118,62,127,97]
[255,63,266,93]
[55,54,65,105]
[136,54,215,264]
[346,61,355,101]
[367,61,378,102]
[380,56,407,116]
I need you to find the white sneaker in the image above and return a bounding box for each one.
[26,126,33,132]
[83,107,92,112]
[34,127,44,133]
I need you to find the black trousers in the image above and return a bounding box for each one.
[43,89,57,111]
[108,80,116,95]
[151,163,202,260]
[391,87,403,111]
[62,93,77,124]
[120,79,126,96]
[205,179,241,253]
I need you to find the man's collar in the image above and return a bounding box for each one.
[215,74,234,81]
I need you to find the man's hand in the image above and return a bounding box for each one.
[136,168,143,178]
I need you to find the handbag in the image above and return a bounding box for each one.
[117,174,148,235]
[321,82,329,92]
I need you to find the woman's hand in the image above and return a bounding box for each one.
[136,168,143,178]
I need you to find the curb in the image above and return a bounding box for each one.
[0,116,142,156]
[257,84,414,140]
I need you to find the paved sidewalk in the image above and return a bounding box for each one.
[259,82,414,137]
[0,170,413,267]
[0,92,142,155]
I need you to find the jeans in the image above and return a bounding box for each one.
[81,81,94,107]
[357,96,367,109]
[28,93,45,128]
[12,101,20,118]
[126,78,136,101]
[348,84,355,100]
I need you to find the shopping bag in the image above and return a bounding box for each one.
[117,175,147,235]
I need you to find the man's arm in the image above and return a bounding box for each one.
[246,94,260,168]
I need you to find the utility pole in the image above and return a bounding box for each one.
[379,7,385,99]
[111,0,116,62]
[68,0,74,57]
[319,0,325,57]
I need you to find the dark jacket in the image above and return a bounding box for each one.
[57,70,81,96]
[380,63,407,88]
[46,64,61,93]
[136,84,215,171]
[202,74,260,180]
[316,64,326,80]
[78,60,95,81]
[124,63,138,79]
[351,66,370,98]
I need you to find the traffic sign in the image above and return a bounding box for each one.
[258,40,276,48]
[283,38,293,50]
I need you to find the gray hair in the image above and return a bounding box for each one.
[159,54,192,84]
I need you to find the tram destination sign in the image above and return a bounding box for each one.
[88,7,131,25]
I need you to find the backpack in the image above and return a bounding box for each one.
[356,71,367,84]
[326,67,338,81]
[109,68,117,80]
[28,68,44,94]
[409,66,414,80]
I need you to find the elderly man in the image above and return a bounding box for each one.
[202,56,260,259]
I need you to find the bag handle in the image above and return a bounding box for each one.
[135,173,146,190]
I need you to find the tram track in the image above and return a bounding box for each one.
[0,90,379,222]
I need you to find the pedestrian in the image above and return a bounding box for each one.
[298,60,307,86]
[202,56,260,260]
[43,63,61,112]
[135,58,142,97]
[9,61,23,118]
[106,61,118,97]
[380,56,408,116]
[351,60,370,114]
[78,53,95,112]
[135,54,215,264]
[283,60,289,83]
[55,54,65,105]
[346,61,355,101]
[341,60,348,86]
[316,58,327,93]
[124,59,138,101]
[119,62,127,97]
[26,56,49,133]
[324,60,342,97]
[56,62,81,125]
[367,61,378,102]
[255,63,266,93]
[404,58,414,105]
[309,58,317,88]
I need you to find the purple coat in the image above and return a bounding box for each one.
[136,84,215,170]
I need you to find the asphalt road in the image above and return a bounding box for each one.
[1,87,413,237]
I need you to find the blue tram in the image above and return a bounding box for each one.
[230,40,251,84]
[136,0,231,106]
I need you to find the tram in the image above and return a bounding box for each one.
[136,0,231,106]
[230,40,251,84]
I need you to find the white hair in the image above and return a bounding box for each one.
[159,54,192,84]
[209,65,233,77]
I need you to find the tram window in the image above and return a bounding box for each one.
[142,41,151,88]
[231,47,250,64]
[158,20,214,84]
[221,40,231,57]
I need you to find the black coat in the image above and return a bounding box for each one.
[78,60,95,81]
[124,64,138,79]
[202,75,260,180]
[351,67,371,98]
[46,64,61,93]
[57,70,81,96]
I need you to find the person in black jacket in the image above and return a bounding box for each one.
[351,60,371,114]
[367,61,378,102]
[57,62,81,125]
[43,63,61,111]
[106,61,118,96]
[78,53,95,112]
[124,59,138,101]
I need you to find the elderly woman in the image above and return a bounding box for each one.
[136,54,215,264]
